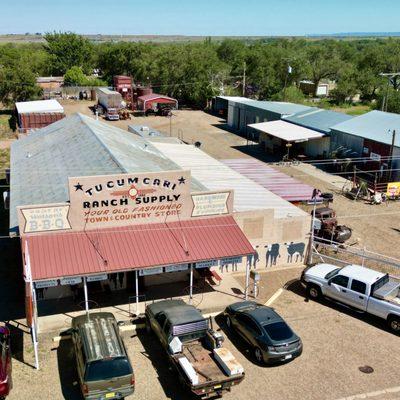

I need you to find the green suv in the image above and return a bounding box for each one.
[71,312,135,400]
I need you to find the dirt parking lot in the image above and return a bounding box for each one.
[7,282,400,400]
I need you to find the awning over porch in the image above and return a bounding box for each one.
[248,120,325,142]
[23,215,254,282]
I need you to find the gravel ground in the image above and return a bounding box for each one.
[7,286,400,400]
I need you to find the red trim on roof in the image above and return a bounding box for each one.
[137,93,177,102]
[23,216,254,281]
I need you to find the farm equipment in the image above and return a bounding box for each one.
[312,207,352,244]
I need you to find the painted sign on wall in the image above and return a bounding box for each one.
[17,171,234,235]
[68,170,192,230]
[191,191,231,217]
[19,205,71,234]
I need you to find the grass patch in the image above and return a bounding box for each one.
[0,149,10,179]
[0,113,16,140]
[329,104,372,116]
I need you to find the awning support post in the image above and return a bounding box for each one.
[189,264,194,304]
[31,286,39,370]
[245,258,250,300]
[135,270,139,315]
[83,277,89,315]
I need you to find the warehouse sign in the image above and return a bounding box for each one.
[19,204,71,234]
[191,191,232,217]
[18,171,234,235]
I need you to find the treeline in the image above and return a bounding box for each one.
[1,32,400,111]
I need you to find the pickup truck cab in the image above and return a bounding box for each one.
[303,263,400,333]
[145,300,245,398]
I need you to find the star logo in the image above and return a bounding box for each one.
[178,176,186,185]
[74,183,83,191]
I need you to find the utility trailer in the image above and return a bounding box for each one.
[96,87,122,121]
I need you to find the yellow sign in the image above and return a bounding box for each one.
[386,182,400,197]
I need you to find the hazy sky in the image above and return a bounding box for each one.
[1,0,398,36]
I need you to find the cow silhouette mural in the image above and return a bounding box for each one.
[285,242,305,263]
[265,244,281,267]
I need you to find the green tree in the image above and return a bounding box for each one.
[0,66,42,106]
[303,42,342,97]
[271,85,305,103]
[376,88,400,114]
[44,32,94,75]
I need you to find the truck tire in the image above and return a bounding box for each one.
[307,284,321,300]
[388,315,400,333]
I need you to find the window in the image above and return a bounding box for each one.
[351,280,366,295]
[155,313,167,328]
[237,315,262,335]
[85,357,132,382]
[330,275,349,288]
[263,322,293,341]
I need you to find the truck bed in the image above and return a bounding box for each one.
[373,277,400,304]
[176,342,227,385]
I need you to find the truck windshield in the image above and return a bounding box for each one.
[85,357,132,382]
[324,268,341,280]
[178,330,206,343]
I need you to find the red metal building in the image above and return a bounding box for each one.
[137,93,178,112]
[113,75,132,99]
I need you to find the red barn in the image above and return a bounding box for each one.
[137,93,178,112]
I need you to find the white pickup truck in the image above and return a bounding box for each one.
[302,263,400,333]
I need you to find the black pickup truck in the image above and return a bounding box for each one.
[145,300,245,399]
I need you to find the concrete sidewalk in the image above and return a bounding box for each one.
[33,273,247,333]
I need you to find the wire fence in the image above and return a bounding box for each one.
[311,236,400,277]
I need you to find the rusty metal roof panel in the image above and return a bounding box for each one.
[222,158,318,202]
[24,215,255,281]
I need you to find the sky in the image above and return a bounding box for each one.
[1,0,399,36]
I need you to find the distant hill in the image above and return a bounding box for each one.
[1,32,400,44]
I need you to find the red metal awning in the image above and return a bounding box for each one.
[23,215,254,281]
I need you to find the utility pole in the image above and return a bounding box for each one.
[388,129,396,181]
[380,72,400,111]
[242,61,246,97]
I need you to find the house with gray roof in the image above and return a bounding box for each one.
[9,113,205,234]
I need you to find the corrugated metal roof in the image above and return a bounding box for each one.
[151,142,307,218]
[15,100,64,114]
[222,158,319,202]
[10,113,205,233]
[331,110,400,147]
[246,101,311,116]
[138,93,177,102]
[96,87,119,95]
[249,120,325,142]
[283,107,353,134]
[24,215,255,281]
[128,125,164,137]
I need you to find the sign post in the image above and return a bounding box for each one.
[31,286,39,370]
[245,260,250,301]
[189,265,194,304]
[135,270,139,315]
[83,277,89,315]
